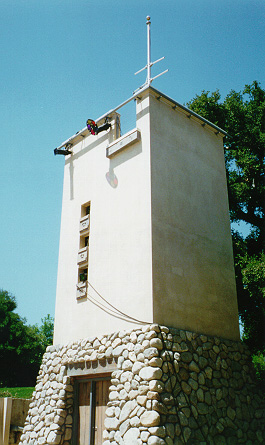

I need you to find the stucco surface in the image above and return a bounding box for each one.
[54,88,239,345]
[148,93,239,339]
[54,102,153,344]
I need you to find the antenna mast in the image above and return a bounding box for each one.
[135,16,168,90]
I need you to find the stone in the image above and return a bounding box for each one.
[147,391,160,400]
[165,423,175,439]
[120,419,130,435]
[205,391,211,405]
[109,390,119,401]
[104,416,119,430]
[165,376,176,393]
[181,352,192,363]
[140,410,160,427]
[181,381,191,395]
[147,437,166,445]
[178,367,189,381]
[129,390,138,400]
[197,402,209,415]
[34,420,44,432]
[188,378,198,391]
[183,427,192,442]
[123,427,140,444]
[150,338,163,350]
[120,400,137,422]
[149,380,164,393]
[122,359,133,370]
[138,385,149,395]
[129,351,137,362]
[113,345,125,357]
[47,431,61,444]
[105,406,115,417]
[152,400,168,415]
[150,357,163,367]
[130,416,140,427]
[148,426,166,437]
[198,356,208,369]
[179,411,188,427]
[120,371,134,383]
[227,406,236,420]
[139,367,162,381]
[141,431,150,442]
[198,372,205,385]
[130,332,138,343]
[204,366,213,379]
[137,395,147,406]
[144,348,159,359]
[64,428,72,441]
[189,360,200,373]
[132,361,145,374]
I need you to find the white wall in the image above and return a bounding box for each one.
[148,91,239,340]
[54,88,239,345]
[54,100,154,344]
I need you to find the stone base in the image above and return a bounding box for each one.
[19,324,264,444]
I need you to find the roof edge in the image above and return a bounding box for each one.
[149,86,228,137]
[55,85,227,151]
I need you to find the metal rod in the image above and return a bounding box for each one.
[55,86,149,150]
[151,69,169,82]
[150,56,165,67]
[134,65,147,75]
[146,16,151,85]
[55,84,227,152]
[89,381,96,445]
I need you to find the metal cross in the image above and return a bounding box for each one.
[135,16,168,90]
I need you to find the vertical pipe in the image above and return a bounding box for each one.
[146,15,151,85]
[89,380,96,445]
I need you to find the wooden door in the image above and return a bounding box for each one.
[94,380,110,445]
[76,378,110,445]
[78,381,91,445]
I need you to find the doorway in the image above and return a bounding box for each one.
[73,376,111,445]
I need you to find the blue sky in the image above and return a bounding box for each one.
[0,0,264,326]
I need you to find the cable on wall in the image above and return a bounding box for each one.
[86,281,150,325]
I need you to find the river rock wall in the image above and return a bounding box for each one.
[19,324,264,445]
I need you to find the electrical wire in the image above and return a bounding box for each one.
[87,281,150,325]
[84,284,208,441]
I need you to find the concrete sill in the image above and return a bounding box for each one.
[77,247,88,265]
[106,128,141,158]
[76,282,87,300]
[79,215,90,233]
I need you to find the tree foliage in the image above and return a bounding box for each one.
[0,289,54,387]
[187,81,265,353]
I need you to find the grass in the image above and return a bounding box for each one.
[0,387,34,399]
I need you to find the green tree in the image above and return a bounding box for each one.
[39,314,54,347]
[0,289,54,387]
[187,81,265,354]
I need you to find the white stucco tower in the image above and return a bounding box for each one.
[53,85,239,345]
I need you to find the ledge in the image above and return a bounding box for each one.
[106,128,141,158]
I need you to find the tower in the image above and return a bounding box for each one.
[53,83,239,345]
[20,19,265,445]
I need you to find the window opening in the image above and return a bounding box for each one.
[77,202,91,300]
[79,268,88,283]
[81,202,91,218]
